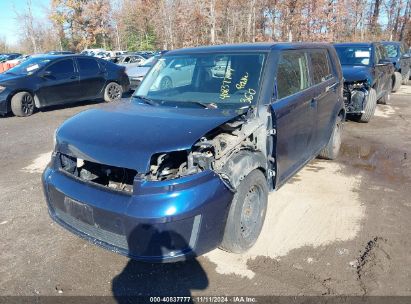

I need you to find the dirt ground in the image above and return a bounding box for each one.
[0,86,410,298]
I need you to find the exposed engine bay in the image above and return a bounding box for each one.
[147,107,271,190]
[343,81,369,114]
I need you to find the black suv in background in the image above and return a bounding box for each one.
[382,41,411,87]
[334,42,395,123]
[0,55,129,117]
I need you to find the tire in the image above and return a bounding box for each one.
[359,88,377,123]
[402,70,410,85]
[11,92,35,117]
[220,169,268,253]
[377,91,390,105]
[391,72,402,92]
[159,76,173,90]
[318,115,343,160]
[104,82,123,102]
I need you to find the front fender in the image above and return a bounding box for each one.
[216,150,267,191]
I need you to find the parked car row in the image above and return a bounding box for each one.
[0,54,129,116]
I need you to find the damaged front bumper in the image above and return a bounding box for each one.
[42,156,233,262]
[343,85,368,114]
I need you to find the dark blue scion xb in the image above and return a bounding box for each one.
[43,43,345,262]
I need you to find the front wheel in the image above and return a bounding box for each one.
[104,82,123,102]
[220,169,268,253]
[11,92,35,117]
[359,88,377,123]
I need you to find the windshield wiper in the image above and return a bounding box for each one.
[133,95,159,106]
[184,101,218,109]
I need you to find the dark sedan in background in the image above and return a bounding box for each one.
[0,55,129,117]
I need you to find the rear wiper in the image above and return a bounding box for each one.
[185,101,218,109]
[133,95,159,106]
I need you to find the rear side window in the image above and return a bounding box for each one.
[310,50,332,84]
[77,57,100,75]
[46,59,75,74]
[276,51,310,99]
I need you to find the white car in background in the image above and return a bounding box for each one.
[150,57,195,90]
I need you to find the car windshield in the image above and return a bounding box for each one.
[384,44,398,58]
[5,57,51,75]
[335,46,371,66]
[134,52,266,109]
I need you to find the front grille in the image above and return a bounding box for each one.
[58,153,137,194]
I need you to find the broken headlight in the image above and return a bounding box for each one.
[148,151,201,181]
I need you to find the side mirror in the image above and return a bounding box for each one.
[402,53,411,59]
[174,64,183,70]
[377,59,391,65]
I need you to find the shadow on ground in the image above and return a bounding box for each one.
[112,224,208,303]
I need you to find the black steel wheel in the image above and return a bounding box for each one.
[220,169,268,253]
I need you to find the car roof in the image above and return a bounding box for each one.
[334,42,375,47]
[381,41,402,46]
[166,42,333,55]
[29,54,98,61]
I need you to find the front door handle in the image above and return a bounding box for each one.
[325,83,338,92]
[310,98,317,108]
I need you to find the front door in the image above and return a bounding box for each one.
[36,58,80,106]
[271,50,317,186]
[308,49,339,149]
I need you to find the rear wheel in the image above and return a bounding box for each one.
[392,72,402,92]
[159,76,173,90]
[11,92,35,117]
[378,91,390,105]
[104,82,123,102]
[220,169,268,253]
[318,115,343,160]
[402,70,410,85]
[359,88,377,123]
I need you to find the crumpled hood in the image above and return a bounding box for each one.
[56,101,243,173]
[341,65,373,83]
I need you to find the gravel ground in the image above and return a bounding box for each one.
[0,87,410,298]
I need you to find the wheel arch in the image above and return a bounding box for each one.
[216,149,268,192]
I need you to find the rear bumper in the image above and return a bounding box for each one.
[42,161,233,262]
[129,77,143,90]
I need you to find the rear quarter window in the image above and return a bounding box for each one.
[310,50,333,84]
[276,51,310,99]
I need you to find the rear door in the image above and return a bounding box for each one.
[271,50,317,185]
[308,49,339,149]
[77,57,106,98]
[36,58,80,106]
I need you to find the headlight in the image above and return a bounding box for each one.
[0,86,6,93]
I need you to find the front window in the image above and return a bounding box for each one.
[135,52,266,109]
[335,46,371,66]
[5,57,52,75]
[384,44,398,58]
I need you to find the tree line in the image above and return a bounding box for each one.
[2,0,411,54]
